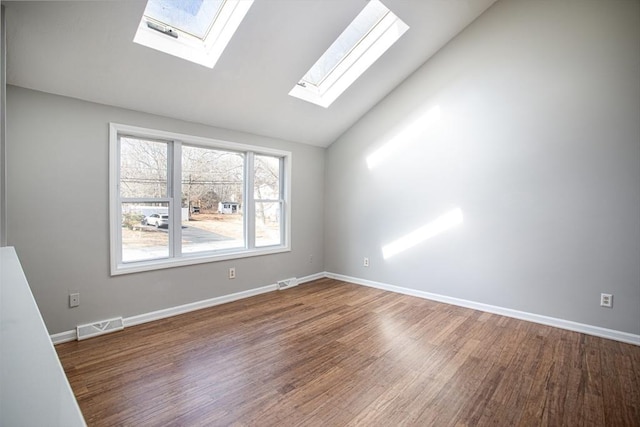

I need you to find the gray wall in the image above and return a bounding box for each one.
[6,86,325,334]
[6,1,640,338]
[1,5,6,247]
[325,0,640,334]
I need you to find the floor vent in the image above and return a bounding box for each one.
[77,317,124,341]
[277,277,299,290]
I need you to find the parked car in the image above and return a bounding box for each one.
[142,213,169,228]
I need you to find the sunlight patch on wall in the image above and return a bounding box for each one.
[382,207,463,259]
[366,105,441,170]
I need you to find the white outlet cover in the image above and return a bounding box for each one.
[600,293,613,308]
[69,293,80,307]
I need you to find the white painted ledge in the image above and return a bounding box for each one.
[1,247,86,426]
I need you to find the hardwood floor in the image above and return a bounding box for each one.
[56,278,640,426]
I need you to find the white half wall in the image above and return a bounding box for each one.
[6,86,325,335]
[324,0,640,335]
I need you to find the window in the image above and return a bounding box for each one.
[254,154,283,247]
[110,123,290,275]
[289,0,409,108]
[133,0,254,68]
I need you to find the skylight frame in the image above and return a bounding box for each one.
[143,0,225,40]
[289,0,409,108]
[302,0,390,87]
[133,0,254,69]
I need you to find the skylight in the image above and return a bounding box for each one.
[134,0,253,69]
[145,0,224,39]
[289,0,409,108]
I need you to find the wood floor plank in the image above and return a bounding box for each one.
[56,279,640,426]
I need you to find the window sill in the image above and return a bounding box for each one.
[111,246,290,276]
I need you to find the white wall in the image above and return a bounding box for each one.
[6,86,325,334]
[325,0,640,334]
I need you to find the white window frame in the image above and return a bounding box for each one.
[289,0,409,108]
[133,0,254,69]
[252,154,286,248]
[109,123,291,276]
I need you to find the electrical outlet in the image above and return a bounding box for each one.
[229,267,236,279]
[309,255,313,264]
[69,293,80,308]
[363,257,370,267]
[600,293,613,308]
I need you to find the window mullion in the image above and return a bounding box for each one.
[279,156,286,247]
[113,135,123,267]
[171,141,182,258]
[121,197,172,203]
[246,152,255,249]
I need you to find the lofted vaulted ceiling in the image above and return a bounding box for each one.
[4,0,496,147]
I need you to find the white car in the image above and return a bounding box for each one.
[142,213,169,228]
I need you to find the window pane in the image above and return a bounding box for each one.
[182,145,244,253]
[144,0,225,39]
[302,0,388,85]
[120,137,168,198]
[256,202,281,247]
[254,155,280,200]
[121,202,169,263]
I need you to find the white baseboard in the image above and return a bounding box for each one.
[298,271,326,283]
[50,330,78,344]
[51,272,326,345]
[325,272,640,346]
[52,271,639,346]
[124,284,278,328]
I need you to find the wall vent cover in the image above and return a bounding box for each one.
[277,277,299,290]
[77,317,124,341]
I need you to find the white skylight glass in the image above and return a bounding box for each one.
[289,0,409,108]
[303,0,388,86]
[144,0,224,39]
[134,0,254,69]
